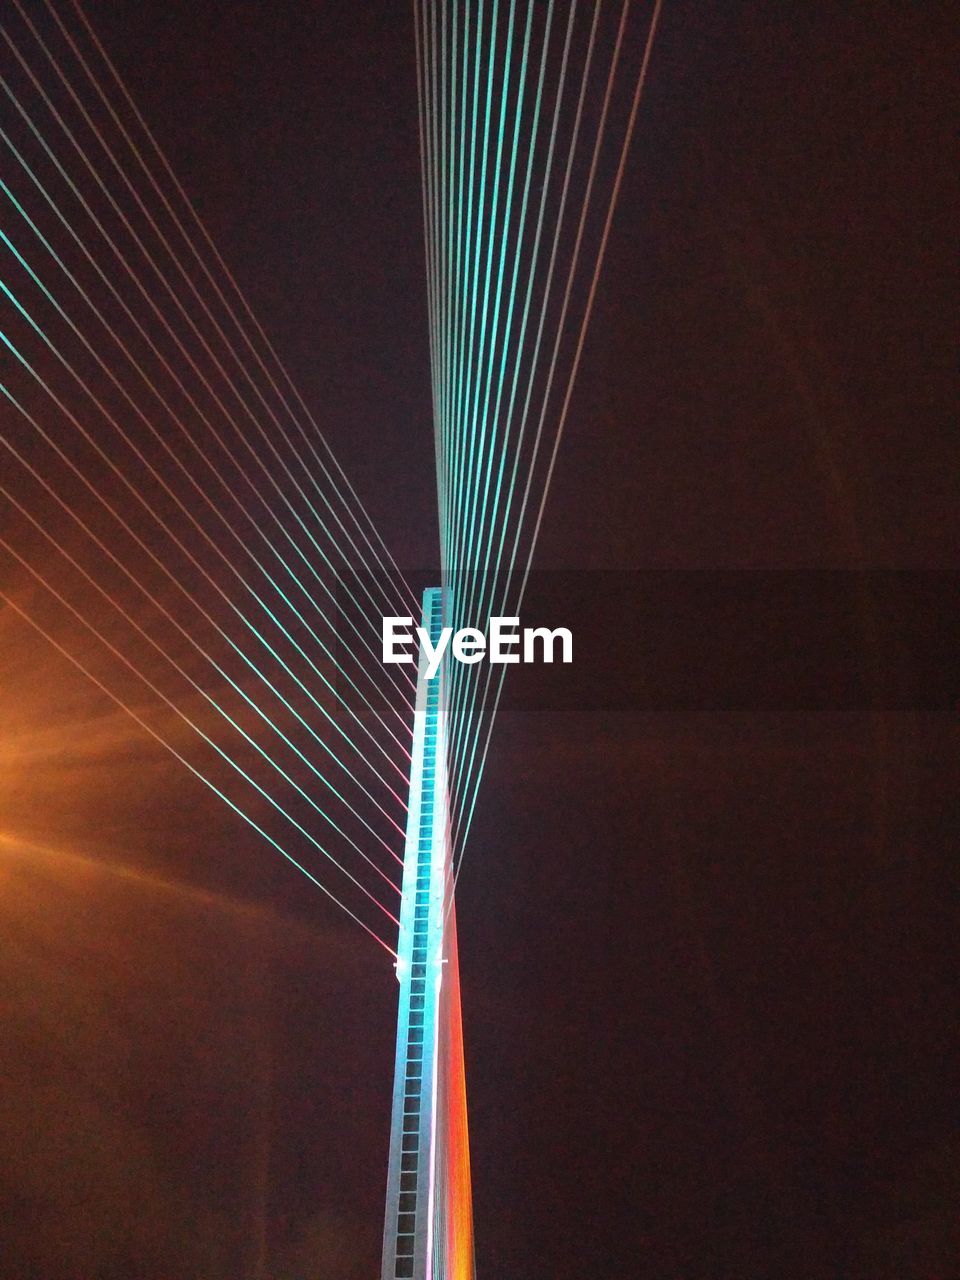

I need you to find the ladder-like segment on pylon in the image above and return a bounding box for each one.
[381,587,475,1280]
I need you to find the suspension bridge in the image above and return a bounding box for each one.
[0,1,662,1273]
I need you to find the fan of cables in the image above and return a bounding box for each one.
[413,0,663,888]
[0,0,418,955]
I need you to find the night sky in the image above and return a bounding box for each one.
[0,2,956,1277]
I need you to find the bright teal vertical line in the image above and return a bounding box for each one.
[444,0,478,607]
[435,0,450,476]
[489,0,608,642]
[0,213,411,746]
[450,0,510,605]
[436,0,450,476]
[447,0,504,747]
[452,1,601,843]
[454,0,515,630]
[457,0,524,595]
[445,0,472,594]
[413,4,434,407]
[445,0,545,783]
[448,0,585,829]
[448,0,538,766]
[447,0,564,800]
[435,0,455,586]
[438,0,458,585]
[419,1,441,463]
[434,0,455,599]
[447,0,498,742]
[460,0,549,605]
[457,0,651,862]
[417,1,446,583]
[438,0,448,457]
[448,0,497,614]
[437,0,463,586]
[448,0,521,765]
[442,0,463,588]
[445,0,476,601]
[446,0,493,709]
[429,0,451,594]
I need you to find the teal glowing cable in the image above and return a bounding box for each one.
[456,0,527,606]
[446,0,497,610]
[447,0,584,804]
[442,0,460,570]
[414,2,449,582]
[421,0,442,441]
[447,0,538,785]
[445,0,602,818]
[447,0,538,761]
[428,0,450,576]
[421,0,454,590]
[438,0,450,457]
[438,0,481,598]
[449,0,506,596]
[444,0,473,593]
[453,0,665,875]
[451,0,554,652]
[453,0,572,661]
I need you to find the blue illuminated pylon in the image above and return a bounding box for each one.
[381,587,475,1279]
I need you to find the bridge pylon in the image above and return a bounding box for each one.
[381,587,475,1279]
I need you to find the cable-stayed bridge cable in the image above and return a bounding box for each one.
[412,1,665,888]
[0,539,400,930]
[0,214,413,748]
[12,0,411,637]
[0,376,408,832]
[0,45,416,698]
[0,471,404,877]
[63,0,419,618]
[0,589,398,957]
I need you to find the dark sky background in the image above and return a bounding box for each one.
[0,1,957,1278]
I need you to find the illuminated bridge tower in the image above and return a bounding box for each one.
[381,588,475,1279]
